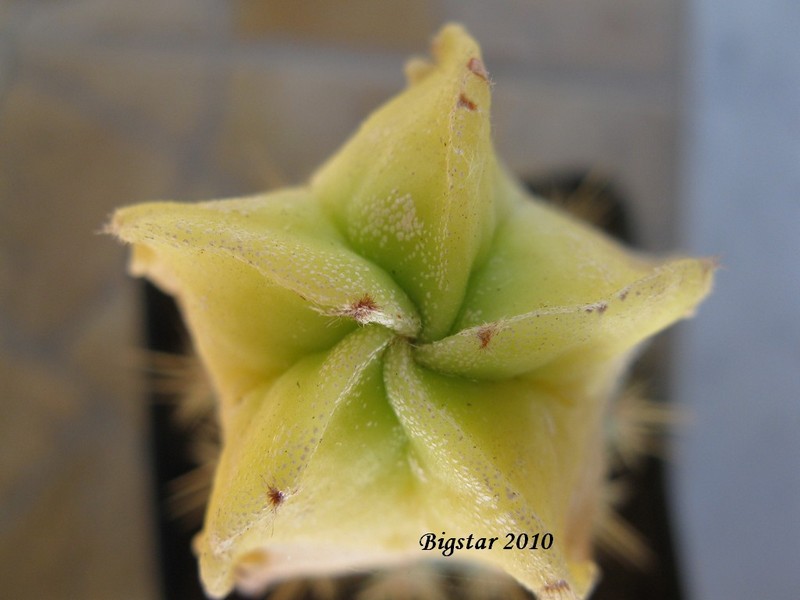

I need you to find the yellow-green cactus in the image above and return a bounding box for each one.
[110,24,713,600]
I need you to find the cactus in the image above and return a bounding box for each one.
[110,24,713,600]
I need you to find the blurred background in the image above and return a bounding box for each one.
[0,1,797,599]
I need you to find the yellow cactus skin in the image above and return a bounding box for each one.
[110,25,713,600]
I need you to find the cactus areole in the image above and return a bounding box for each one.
[110,25,713,600]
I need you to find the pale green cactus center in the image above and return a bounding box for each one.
[111,24,713,600]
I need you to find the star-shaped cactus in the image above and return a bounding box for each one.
[110,25,713,600]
